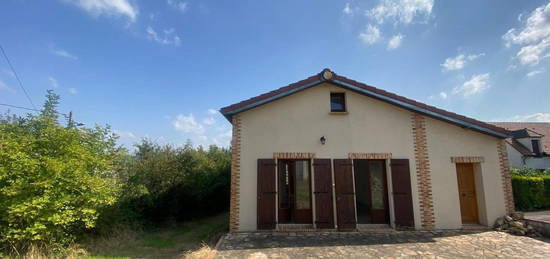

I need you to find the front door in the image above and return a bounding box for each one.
[278,160,312,224]
[456,163,479,224]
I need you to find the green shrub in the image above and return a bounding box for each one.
[0,91,124,253]
[512,174,550,211]
[94,140,231,232]
[511,167,550,176]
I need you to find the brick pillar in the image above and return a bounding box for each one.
[497,140,515,214]
[229,115,242,232]
[411,113,435,230]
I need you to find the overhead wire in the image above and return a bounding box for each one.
[0,43,37,109]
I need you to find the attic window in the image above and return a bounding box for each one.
[330,93,346,112]
[532,139,541,156]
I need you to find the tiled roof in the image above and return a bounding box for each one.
[491,122,550,153]
[220,69,510,138]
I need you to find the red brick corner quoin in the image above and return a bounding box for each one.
[229,115,242,232]
[412,113,435,230]
[497,140,515,214]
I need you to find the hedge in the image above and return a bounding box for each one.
[512,174,550,211]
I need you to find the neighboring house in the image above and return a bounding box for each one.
[490,122,550,170]
[220,69,514,232]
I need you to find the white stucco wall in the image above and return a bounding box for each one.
[235,82,507,231]
[425,117,506,229]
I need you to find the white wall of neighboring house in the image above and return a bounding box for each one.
[516,138,533,152]
[525,157,550,170]
[506,143,524,169]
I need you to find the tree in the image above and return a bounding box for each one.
[0,90,124,252]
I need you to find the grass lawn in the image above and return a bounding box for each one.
[82,213,228,259]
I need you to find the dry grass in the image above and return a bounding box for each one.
[179,243,217,259]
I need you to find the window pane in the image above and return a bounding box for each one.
[369,161,385,210]
[279,162,289,209]
[331,93,345,111]
[294,161,311,209]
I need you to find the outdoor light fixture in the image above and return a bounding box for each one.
[320,136,326,145]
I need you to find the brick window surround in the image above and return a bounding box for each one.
[450,156,485,163]
[411,113,435,230]
[273,152,316,159]
[348,153,392,159]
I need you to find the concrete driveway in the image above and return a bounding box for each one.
[216,230,550,258]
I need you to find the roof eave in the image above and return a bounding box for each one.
[220,72,510,139]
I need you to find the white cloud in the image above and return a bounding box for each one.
[212,130,232,147]
[2,68,15,78]
[467,53,485,61]
[387,34,404,50]
[207,108,217,115]
[68,88,78,95]
[442,55,466,71]
[503,2,550,66]
[167,0,188,12]
[48,77,59,88]
[515,38,550,66]
[504,113,550,122]
[0,80,15,93]
[441,53,484,71]
[343,3,352,15]
[366,0,434,25]
[203,117,215,125]
[146,26,181,47]
[114,130,136,139]
[173,114,204,134]
[428,91,447,100]
[527,70,544,77]
[51,48,78,60]
[452,73,490,97]
[359,24,381,45]
[63,0,139,22]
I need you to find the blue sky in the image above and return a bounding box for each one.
[1,0,550,149]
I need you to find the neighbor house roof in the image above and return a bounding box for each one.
[220,69,510,138]
[491,122,550,153]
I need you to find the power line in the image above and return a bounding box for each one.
[0,103,72,118]
[0,103,39,112]
[0,43,37,109]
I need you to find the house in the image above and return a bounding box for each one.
[490,122,550,170]
[220,69,514,232]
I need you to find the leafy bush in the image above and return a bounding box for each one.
[95,140,231,232]
[512,174,550,211]
[511,167,550,176]
[0,91,124,252]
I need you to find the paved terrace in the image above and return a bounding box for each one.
[216,230,550,258]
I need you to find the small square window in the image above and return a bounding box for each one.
[330,93,346,112]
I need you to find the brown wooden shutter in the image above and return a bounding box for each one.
[313,159,335,229]
[333,159,356,229]
[390,159,415,228]
[257,159,276,230]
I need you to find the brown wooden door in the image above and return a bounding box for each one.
[334,159,356,229]
[390,159,415,228]
[456,163,479,224]
[257,159,277,229]
[313,159,335,229]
